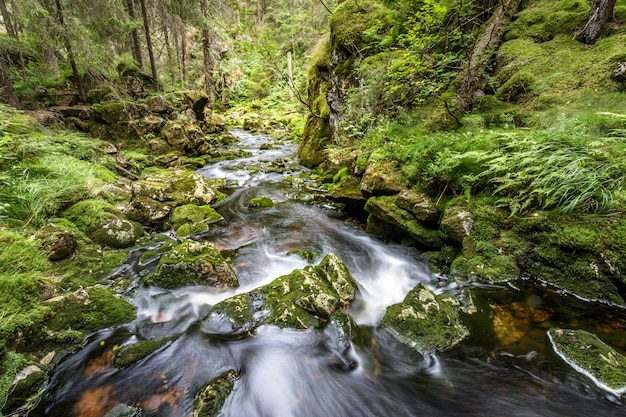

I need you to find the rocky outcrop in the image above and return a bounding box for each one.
[144,239,238,289]
[206,253,358,333]
[380,283,469,353]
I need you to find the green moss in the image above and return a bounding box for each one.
[496,71,537,103]
[247,197,274,210]
[0,350,29,414]
[330,0,389,53]
[115,338,171,368]
[381,283,469,353]
[46,287,135,333]
[286,249,319,262]
[145,240,238,289]
[194,370,238,417]
[171,204,223,230]
[549,328,626,394]
[176,222,209,237]
[63,199,120,234]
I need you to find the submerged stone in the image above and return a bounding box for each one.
[207,253,359,332]
[247,197,275,210]
[114,338,171,368]
[145,239,238,289]
[380,283,469,353]
[194,370,238,417]
[548,328,626,395]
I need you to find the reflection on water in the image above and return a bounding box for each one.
[37,130,626,417]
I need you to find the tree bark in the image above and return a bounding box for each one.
[55,0,86,102]
[138,0,159,90]
[456,0,522,112]
[0,51,21,108]
[123,0,144,69]
[0,0,15,38]
[575,0,616,44]
[201,0,214,117]
[287,51,294,100]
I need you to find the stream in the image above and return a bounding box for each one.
[36,129,626,416]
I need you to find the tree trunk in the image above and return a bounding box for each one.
[55,0,86,102]
[456,0,522,112]
[123,0,144,69]
[180,22,188,84]
[575,0,616,44]
[201,0,214,117]
[138,0,159,90]
[0,0,15,38]
[287,51,294,100]
[0,51,21,108]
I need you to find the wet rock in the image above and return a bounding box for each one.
[194,370,238,417]
[365,196,445,248]
[1,366,46,415]
[440,206,474,242]
[145,239,238,289]
[91,218,145,248]
[380,283,469,353]
[208,253,358,332]
[37,225,77,261]
[395,189,439,222]
[247,197,274,210]
[548,328,626,395]
[360,158,405,197]
[324,311,358,371]
[115,338,171,368]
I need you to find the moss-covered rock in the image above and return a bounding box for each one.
[114,338,171,368]
[1,366,46,415]
[247,197,274,210]
[380,283,469,353]
[171,204,224,230]
[365,196,446,248]
[360,159,406,197]
[37,225,77,261]
[92,100,148,125]
[193,370,238,417]
[91,218,145,248]
[127,168,222,229]
[395,189,440,223]
[145,239,238,289]
[548,328,626,395]
[208,253,358,332]
[440,206,475,243]
[45,287,135,335]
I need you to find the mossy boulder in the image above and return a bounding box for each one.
[247,197,274,210]
[360,159,406,197]
[365,196,446,248]
[45,287,136,334]
[395,189,439,223]
[440,206,474,243]
[145,239,238,289]
[145,95,175,114]
[92,100,148,125]
[171,204,224,231]
[37,225,77,261]
[548,328,626,395]
[193,370,238,417]
[380,283,469,353]
[127,168,221,229]
[114,338,171,368]
[207,253,358,332]
[91,218,145,248]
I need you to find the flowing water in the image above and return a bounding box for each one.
[37,130,626,416]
